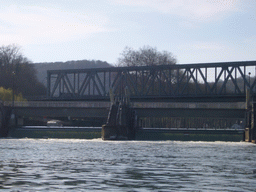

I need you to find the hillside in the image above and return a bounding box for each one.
[32,60,113,85]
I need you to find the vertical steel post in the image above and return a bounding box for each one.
[12,71,15,107]
[47,71,50,98]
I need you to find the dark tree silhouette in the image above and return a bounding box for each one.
[0,44,46,98]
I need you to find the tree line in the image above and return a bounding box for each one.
[0,45,46,101]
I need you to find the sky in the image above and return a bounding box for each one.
[1,0,256,65]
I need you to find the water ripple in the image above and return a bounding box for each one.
[0,139,255,191]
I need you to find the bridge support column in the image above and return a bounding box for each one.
[245,104,256,143]
[0,104,12,137]
[250,103,256,143]
[102,88,137,140]
[244,89,256,143]
[102,102,136,140]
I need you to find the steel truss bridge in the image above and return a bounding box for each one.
[47,61,256,102]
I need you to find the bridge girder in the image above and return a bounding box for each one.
[47,61,256,101]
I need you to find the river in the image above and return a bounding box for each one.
[0,138,255,192]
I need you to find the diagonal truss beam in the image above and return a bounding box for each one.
[47,61,256,99]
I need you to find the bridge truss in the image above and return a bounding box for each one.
[47,61,256,101]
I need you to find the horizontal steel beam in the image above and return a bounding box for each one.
[47,60,256,74]
[8,101,245,109]
[14,106,244,119]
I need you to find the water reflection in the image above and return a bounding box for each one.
[0,139,255,191]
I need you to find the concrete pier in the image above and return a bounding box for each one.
[244,89,256,143]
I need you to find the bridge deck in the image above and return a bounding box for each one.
[5,101,245,109]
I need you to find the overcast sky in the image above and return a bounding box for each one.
[1,0,256,65]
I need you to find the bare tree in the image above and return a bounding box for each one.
[113,46,181,96]
[0,44,46,97]
[117,46,176,67]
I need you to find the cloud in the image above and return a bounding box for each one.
[0,5,110,45]
[111,0,240,22]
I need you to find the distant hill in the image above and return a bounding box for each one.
[32,60,113,85]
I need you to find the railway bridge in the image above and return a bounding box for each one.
[1,61,256,142]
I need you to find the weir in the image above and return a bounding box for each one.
[1,61,256,142]
[0,100,247,141]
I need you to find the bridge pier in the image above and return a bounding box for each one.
[244,103,256,143]
[102,88,137,141]
[244,89,256,143]
[0,103,12,137]
[102,102,137,140]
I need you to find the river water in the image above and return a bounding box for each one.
[0,139,255,192]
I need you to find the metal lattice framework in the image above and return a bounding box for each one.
[47,61,256,101]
